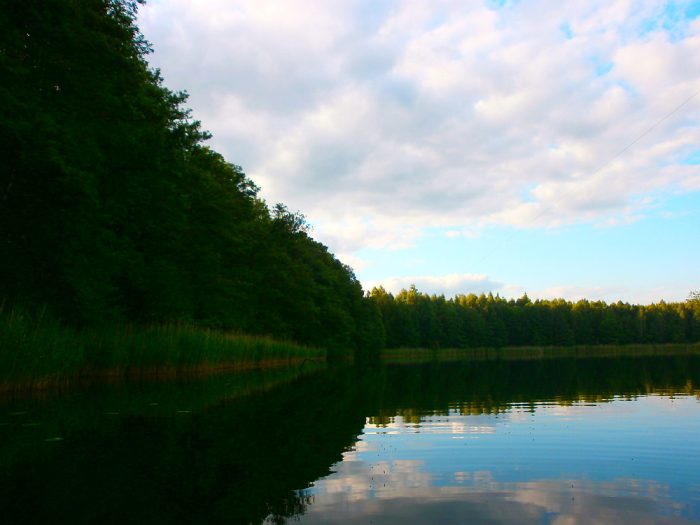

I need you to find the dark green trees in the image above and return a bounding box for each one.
[0,0,382,355]
[1,0,200,322]
[369,288,700,349]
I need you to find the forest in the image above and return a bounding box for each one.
[1,0,698,373]
[0,0,384,357]
[369,286,700,348]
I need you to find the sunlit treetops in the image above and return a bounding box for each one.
[369,286,700,349]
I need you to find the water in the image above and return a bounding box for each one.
[1,352,699,524]
[299,397,700,524]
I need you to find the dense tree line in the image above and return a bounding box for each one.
[369,286,700,348]
[1,1,696,358]
[0,0,384,354]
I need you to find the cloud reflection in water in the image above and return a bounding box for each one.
[294,398,700,524]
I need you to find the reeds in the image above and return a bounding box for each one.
[0,304,325,387]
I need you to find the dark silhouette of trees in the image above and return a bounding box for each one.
[369,287,700,349]
[0,0,383,355]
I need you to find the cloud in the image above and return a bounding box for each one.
[138,1,700,257]
[303,464,687,525]
[357,273,693,304]
[537,284,630,302]
[362,273,504,296]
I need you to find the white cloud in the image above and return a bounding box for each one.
[138,0,700,258]
[537,284,630,302]
[363,273,503,297]
[358,273,692,304]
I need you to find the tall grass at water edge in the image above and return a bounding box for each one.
[0,305,325,386]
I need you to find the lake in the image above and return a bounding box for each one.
[1,350,699,524]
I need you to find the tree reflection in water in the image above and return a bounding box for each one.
[0,351,698,524]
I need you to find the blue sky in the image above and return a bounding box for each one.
[139,0,700,304]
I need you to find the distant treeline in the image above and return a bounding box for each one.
[1,1,697,362]
[369,286,700,348]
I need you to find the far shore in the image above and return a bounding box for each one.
[381,342,700,363]
[4,341,699,395]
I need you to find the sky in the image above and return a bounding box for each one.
[138,0,700,304]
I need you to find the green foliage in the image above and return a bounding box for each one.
[0,0,381,361]
[0,305,324,386]
[370,288,700,350]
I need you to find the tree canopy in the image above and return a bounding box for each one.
[368,287,700,348]
[0,0,383,354]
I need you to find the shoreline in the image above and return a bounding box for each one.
[0,356,325,395]
[381,342,700,363]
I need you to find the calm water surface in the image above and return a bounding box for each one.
[298,396,700,524]
[1,352,699,524]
